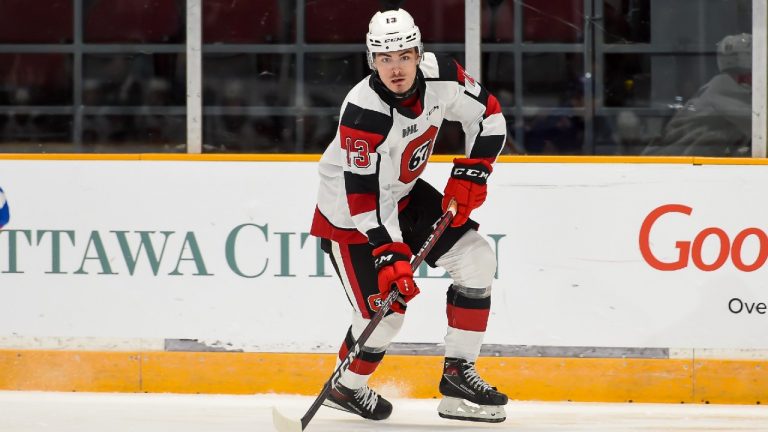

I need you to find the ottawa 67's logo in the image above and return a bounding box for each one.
[367,292,388,312]
[399,125,438,183]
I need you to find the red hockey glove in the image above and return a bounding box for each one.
[372,242,419,313]
[442,158,493,227]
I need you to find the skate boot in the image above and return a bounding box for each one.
[438,357,508,423]
[322,383,393,420]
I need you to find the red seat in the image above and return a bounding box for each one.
[85,0,182,43]
[0,0,72,43]
[306,1,465,44]
[407,0,465,43]
[482,0,514,42]
[305,0,374,43]
[0,54,67,88]
[204,0,285,43]
[0,54,70,104]
[524,0,584,42]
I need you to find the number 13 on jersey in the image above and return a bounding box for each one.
[343,137,372,169]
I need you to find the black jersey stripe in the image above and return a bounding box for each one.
[340,102,393,137]
[464,84,490,107]
[427,54,494,110]
[470,135,505,159]
[447,285,492,310]
[433,54,460,82]
[343,327,387,362]
[343,171,378,194]
[365,226,393,247]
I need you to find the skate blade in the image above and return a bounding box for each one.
[438,411,506,423]
[272,406,303,432]
[321,399,354,415]
[437,397,507,423]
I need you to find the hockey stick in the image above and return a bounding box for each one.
[273,198,458,432]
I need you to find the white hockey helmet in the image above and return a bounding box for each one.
[716,33,752,73]
[366,8,423,69]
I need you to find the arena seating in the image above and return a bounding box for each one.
[84,0,182,43]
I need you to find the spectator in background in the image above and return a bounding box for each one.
[643,33,752,157]
[211,80,258,152]
[139,77,176,145]
[0,186,9,229]
[82,78,112,144]
[524,83,585,154]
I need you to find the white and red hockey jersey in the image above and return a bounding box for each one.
[310,52,506,246]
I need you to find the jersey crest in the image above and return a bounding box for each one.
[399,125,438,184]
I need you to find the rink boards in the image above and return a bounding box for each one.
[1,350,767,404]
[0,154,767,404]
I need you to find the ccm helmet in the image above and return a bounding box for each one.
[716,33,752,73]
[366,9,423,69]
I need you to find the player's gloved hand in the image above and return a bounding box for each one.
[372,242,419,313]
[442,158,493,227]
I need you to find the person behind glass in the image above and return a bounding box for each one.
[0,187,9,229]
[309,8,508,424]
[643,33,752,157]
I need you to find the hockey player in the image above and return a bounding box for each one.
[0,187,9,229]
[643,33,752,156]
[309,8,508,423]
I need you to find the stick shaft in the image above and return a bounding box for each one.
[298,200,457,430]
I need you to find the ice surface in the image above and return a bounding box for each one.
[0,391,766,432]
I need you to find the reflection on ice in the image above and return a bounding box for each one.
[1,391,766,432]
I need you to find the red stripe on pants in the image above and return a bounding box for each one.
[338,342,380,376]
[446,304,490,332]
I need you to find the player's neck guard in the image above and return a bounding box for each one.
[370,69,425,104]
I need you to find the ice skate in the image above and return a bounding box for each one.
[322,383,393,420]
[438,357,508,423]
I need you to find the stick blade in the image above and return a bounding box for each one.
[272,407,303,432]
